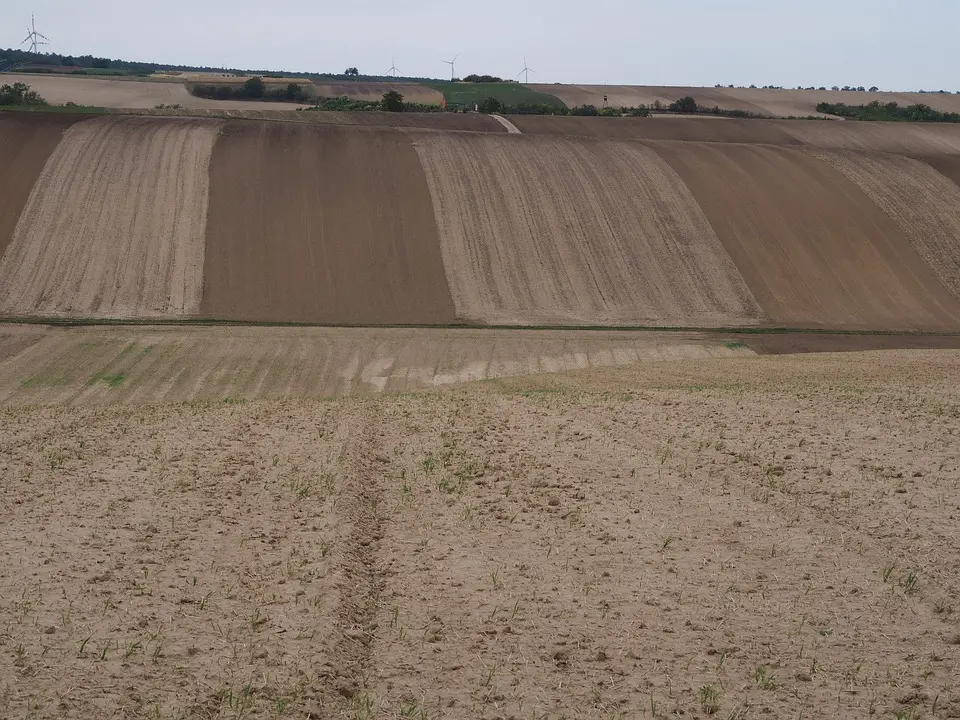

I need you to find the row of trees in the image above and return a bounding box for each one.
[190,77,312,103]
[816,101,960,123]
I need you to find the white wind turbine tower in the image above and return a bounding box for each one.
[441,54,459,81]
[518,57,535,84]
[386,57,399,77]
[22,14,50,54]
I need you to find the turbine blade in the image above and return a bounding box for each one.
[452,54,459,63]
[23,35,32,44]
[37,32,49,40]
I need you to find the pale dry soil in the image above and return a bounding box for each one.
[1,350,959,720]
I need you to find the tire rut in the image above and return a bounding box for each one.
[316,400,386,714]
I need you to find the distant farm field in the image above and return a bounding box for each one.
[422,80,565,108]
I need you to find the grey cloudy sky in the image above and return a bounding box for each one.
[8,0,957,90]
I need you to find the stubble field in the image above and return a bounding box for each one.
[1,350,958,719]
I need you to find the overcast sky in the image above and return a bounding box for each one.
[7,0,957,91]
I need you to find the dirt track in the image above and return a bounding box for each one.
[509,115,801,144]
[653,141,960,330]
[202,122,455,324]
[414,133,761,326]
[0,117,218,319]
[1,349,958,718]
[0,113,78,259]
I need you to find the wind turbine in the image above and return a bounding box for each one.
[386,57,399,77]
[442,54,459,81]
[518,57,535,84]
[22,14,49,54]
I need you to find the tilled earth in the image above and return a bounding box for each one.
[1,350,958,719]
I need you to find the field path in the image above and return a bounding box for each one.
[0,116,220,318]
[653,141,960,330]
[414,133,761,327]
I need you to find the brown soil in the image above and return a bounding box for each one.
[413,133,761,326]
[0,117,219,319]
[651,141,960,330]
[922,155,960,188]
[737,332,960,354]
[0,113,79,258]
[313,81,443,105]
[775,120,960,155]
[2,350,959,719]
[509,114,800,144]
[812,150,960,301]
[0,325,748,405]
[201,122,455,324]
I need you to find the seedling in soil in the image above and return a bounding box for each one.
[699,685,721,714]
[755,664,778,690]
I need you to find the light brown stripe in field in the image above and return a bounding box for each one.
[201,122,455,324]
[0,113,80,259]
[0,116,219,319]
[413,133,761,327]
[652,141,960,331]
[812,150,960,302]
[0,326,749,405]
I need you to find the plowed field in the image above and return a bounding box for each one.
[202,122,455,324]
[509,115,800,144]
[652,141,960,330]
[0,116,219,319]
[414,133,761,326]
[813,150,960,301]
[0,113,78,258]
[2,73,308,110]
[2,350,959,719]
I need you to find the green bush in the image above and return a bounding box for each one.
[381,90,404,112]
[0,82,46,106]
[669,96,698,113]
[478,96,503,113]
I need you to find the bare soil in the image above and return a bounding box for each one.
[0,117,219,318]
[0,113,79,258]
[312,82,443,105]
[813,150,960,301]
[1,349,958,719]
[2,74,308,110]
[653,141,960,330]
[201,122,455,325]
[737,332,960,354]
[508,115,801,144]
[0,325,748,405]
[414,133,761,327]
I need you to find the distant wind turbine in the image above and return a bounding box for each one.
[518,57,535,84]
[22,14,49,54]
[442,54,459,81]
[386,57,399,77]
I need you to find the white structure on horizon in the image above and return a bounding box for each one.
[22,14,49,54]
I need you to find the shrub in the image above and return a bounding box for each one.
[477,96,503,113]
[0,82,46,106]
[381,90,404,112]
[669,96,698,113]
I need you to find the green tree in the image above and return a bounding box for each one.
[478,96,503,113]
[381,90,404,112]
[669,96,698,113]
[345,67,359,77]
[242,76,265,98]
